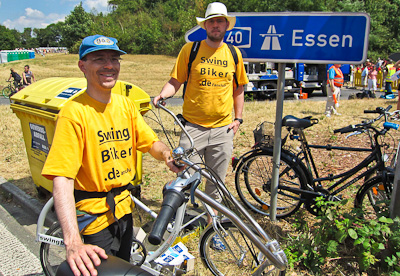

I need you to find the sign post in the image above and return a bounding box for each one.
[186,12,370,220]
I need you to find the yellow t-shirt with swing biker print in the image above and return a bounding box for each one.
[171,41,249,128]
[42,92,159,235]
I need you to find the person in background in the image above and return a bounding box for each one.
[153,2,248,228]
[383,59,395,96]
[325,64,343,117]
[22,65,35,85]
[42,34,182,276]
[394,59,400,110]
[361,61,369,93]
[7,68,22,91]
[367,64,378,98]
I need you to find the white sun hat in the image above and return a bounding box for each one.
[196,2,236,31]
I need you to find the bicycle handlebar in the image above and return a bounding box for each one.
[333,125,357,134]
[148,189,185,245]
[334,106,395,134]
[156,99,195,155]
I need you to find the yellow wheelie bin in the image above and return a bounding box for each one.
[10,77,151,193]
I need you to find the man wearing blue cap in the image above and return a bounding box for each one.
[42,35,181,276]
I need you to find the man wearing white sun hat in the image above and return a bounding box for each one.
[154,2,248,227]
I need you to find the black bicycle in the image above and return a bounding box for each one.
[2,80,23,98]
[233,106,398,219]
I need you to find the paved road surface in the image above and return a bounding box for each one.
[1,88,362,107]
[0,196,44,276]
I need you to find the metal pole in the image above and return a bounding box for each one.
[390,152,400,218]
[270,63,286,221]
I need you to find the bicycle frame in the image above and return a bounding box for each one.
[276,119,392,201]
[36,100,287,275]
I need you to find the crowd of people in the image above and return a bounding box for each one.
[355,58,400,98]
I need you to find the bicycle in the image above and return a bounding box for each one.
[2,80,23,98]
[233,106,398,220]
[36,98,287,276]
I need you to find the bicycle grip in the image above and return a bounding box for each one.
[333,125,355,134]
[364,110,378,114]
[148,190,185,245]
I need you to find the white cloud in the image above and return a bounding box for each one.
[84,0,109,13]
[2,8,66,31]
[2,1,109,32]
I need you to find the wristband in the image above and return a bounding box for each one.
[234,118,243,124]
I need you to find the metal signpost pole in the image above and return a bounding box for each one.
[390,153,400,218]
[185,12,369,220]
[270,63,285,220]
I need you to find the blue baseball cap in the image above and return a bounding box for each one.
[79,34,126,60]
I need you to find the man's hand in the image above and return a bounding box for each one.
[66,241,108,276]
[164,151,185,174]
[152,95,164,108]
[228,120,241,134]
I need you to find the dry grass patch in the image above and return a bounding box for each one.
[2,53,400,274]
[1,53,178,97]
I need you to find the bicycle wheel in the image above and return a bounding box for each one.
[355,176,393,220]
[199,221,285,276]
[235,149,307,218]
[40,222,65,276]
[2,86,12,98]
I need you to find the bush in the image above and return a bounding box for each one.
[284,197,400,275]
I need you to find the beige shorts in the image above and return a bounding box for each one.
[179,122,234,202]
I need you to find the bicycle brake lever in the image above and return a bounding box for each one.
[346,131,363,139]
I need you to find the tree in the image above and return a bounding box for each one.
[20,28,39,49]
[61,2,92,51]
[34,22,64,47]
[0,25,19,50]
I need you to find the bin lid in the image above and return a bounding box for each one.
[11,77,87,112]
[10,77,151,114]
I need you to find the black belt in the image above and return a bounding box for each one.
[74,183,135,251]
[74,183,135,220]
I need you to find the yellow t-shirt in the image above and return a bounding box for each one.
[171,41,249,128]
[42,92,159,235]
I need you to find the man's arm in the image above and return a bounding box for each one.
[228,85,244,134]
[148,140,183,173]
[22,72,27,84]
[53,176,107,276]
[395,60,400,69]
[152,78,182,107]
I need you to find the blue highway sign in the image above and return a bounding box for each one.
[185,12,370,64]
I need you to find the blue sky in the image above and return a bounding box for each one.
[0,0,109,32]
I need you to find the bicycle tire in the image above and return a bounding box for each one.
[2,86,12,98]
[355,175,393,219]
[40,221,65,276]
[235,149,307,219]
[199,221,285,276]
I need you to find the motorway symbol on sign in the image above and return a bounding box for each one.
[185,12,370,64]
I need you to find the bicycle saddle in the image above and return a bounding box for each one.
[55,255,152,276]
[282,115,313,129]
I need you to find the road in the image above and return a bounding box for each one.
[0,195,44,276]
[0,88,360,107]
